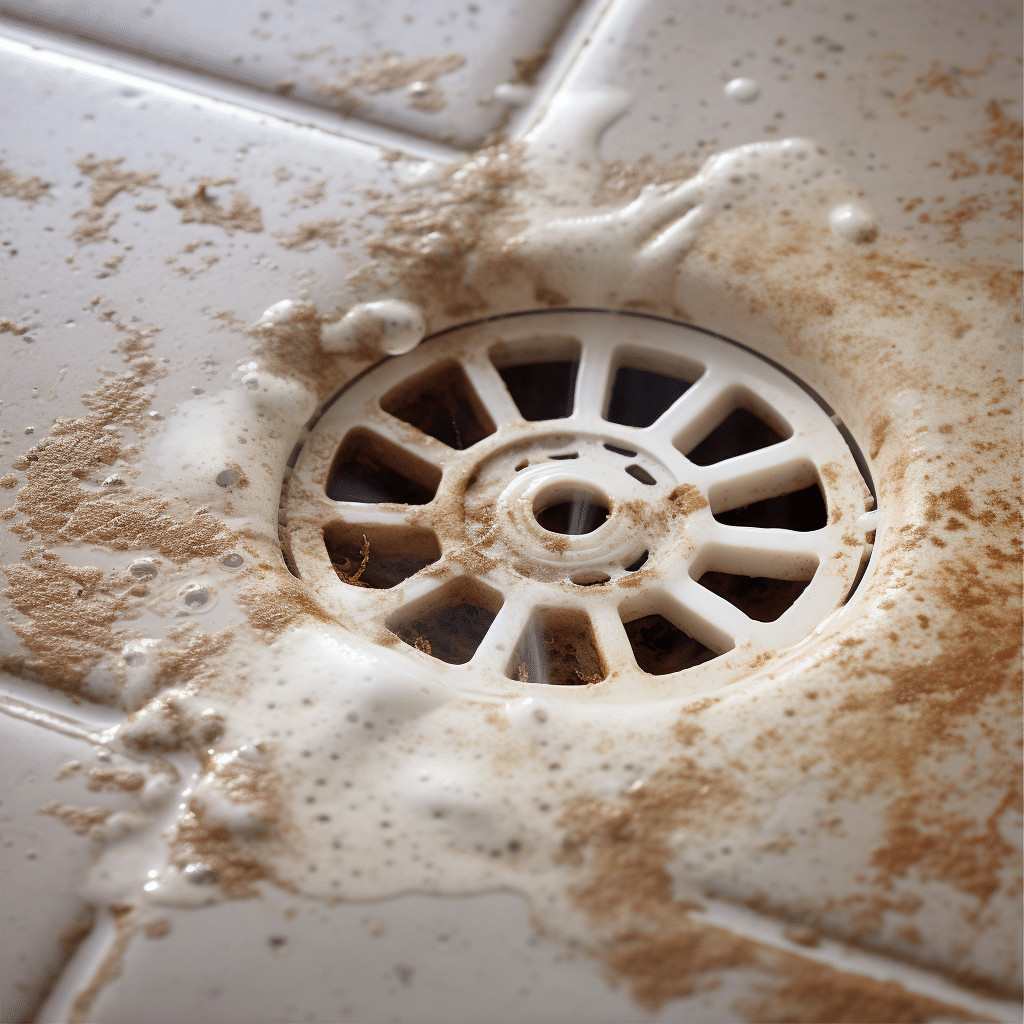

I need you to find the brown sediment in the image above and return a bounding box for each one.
[169,179,263,234]
[38,800,114,836]
[70,156,162,245]
[0,162,51,201]
[274,218,345,250]
[318,52,465,113]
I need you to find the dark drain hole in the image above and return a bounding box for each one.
[604,443,637,457]
[714,484,827,532]
[697,571,811,622]
[381,360,495,450]
[607,366,694,428]
[624,550,649,572]
[625,465,657,486]
[327,428,440,505]
[685,407,788,466]
[324,524,442,590]
[549,452,579,460]
[624,614,720,674]
[497,359,580,421]
[509,609,605,686]
[535,498,609,535]
[388,578,502,665]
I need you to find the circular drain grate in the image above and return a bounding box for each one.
[284,310,875,698]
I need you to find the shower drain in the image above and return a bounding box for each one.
[283,310,876,698]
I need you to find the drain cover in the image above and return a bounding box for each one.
[283,310,875,698]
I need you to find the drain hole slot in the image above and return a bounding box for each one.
[381,360,495,450]
[624,550,649,572]
[324,523,441,590]
[697,571,811,622]
[570,571,610,587]
[534,486,610,535]
[625,465,657,486]
[327,428,441,504]
[606,354,700,428]
[685,406,790,466]
[491,336,581,421]
[713,484,827,532]
[623,614,720,675]
[388,578,502,664]
[548,452,579,460]
[604,443,637,457]
[509,608,605,686]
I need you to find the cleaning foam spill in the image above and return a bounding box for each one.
[320,299,427,355]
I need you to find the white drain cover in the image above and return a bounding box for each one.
[284,310,875,699]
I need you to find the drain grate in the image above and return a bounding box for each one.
[284,310,876,698]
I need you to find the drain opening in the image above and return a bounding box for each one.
[714,483,827,532]
[289,310,878,695]
[604,443,638,457]
[381,360,495,450]
[509,608,605,686]
[491,336,581,421]
[387,577,502,664]
[623,614,720,675]
[606,359,700,428]
[324,523,442,589]
[327,428,441,504]
[697,571,812,622]
[625,465,657,486]
[624,550,649,572]
[571,570,611,587]
[534,486,610,535]
[685,405,790,466]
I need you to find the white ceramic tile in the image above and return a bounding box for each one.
[0,0,588,149]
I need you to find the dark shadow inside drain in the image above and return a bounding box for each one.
[509,608,605,686]
[491,336,581,422]
[535,495,610,535]
[387,578,502,665]
[607,365,694,428]
[714,484,827,532]
[324,523,442,590]
[381,360,495,450]
[624,550,649,572]
[623,614,720,674]
[604,443,637,457]
[697,571,811,622]
[685,407,789,466]
[626,465,657,486]
[327,428,441,504]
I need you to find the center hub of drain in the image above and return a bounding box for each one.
[465,437,678,579]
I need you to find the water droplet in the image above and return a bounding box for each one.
[216,469,239,487]
[222,553,244,568]
[129,560,159,579]
[183,588,209,608]
[724,77,760,102]
[829,202,878,243]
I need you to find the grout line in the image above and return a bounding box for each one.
[505,0,620,140]
[0,17,465,164]
[694,897,1024,1023]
